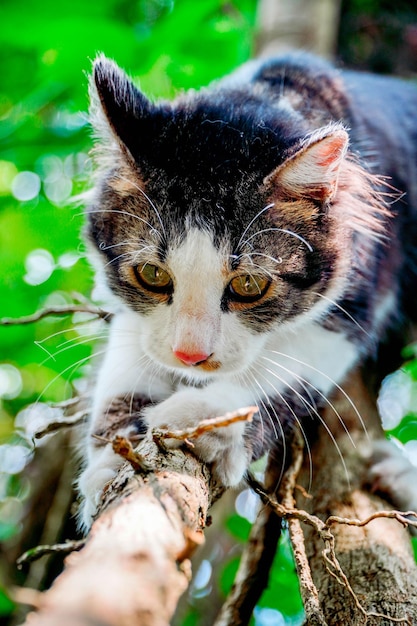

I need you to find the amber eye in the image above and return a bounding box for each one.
[134,263,173,292]
[228,274,270,302]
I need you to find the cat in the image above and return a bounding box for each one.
[78,52,417,530]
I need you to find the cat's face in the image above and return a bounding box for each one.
[86,57,372,381]
[88,179,345,383]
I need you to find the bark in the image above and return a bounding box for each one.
[255,0,341,58]
[297,371,417,625]
[20,439,222,626]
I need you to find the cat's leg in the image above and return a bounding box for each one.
[78,312,173,529]
[367,439,417,534]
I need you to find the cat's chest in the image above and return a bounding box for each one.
[253,322,360,398]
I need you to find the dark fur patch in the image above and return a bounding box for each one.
[88,52,417,358]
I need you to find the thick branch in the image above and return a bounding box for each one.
[14,369,417,626]
[19,414,244,626]
[297,370,417,625]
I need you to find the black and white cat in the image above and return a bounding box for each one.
[78,53,417,529]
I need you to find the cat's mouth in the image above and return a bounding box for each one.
[173,351,222,372]
[196,359,222,372]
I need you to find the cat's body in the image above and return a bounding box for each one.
[78,53,417,529]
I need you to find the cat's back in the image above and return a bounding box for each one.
[226,53,417,202]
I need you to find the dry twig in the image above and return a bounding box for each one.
[153,406,258,446]
[17,540,85,567]
[0,304,112,326]
[34,408,89,439]
[249,471,416,624]
[278,428,327,626]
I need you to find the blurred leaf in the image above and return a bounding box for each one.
[225,514,252,542]
[0,587,15,616]
[256,533,303,616]
[218,555,240,596]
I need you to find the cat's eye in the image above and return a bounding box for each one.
[134,263,173,292]
[228,274,270,302]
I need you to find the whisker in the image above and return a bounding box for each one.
[256,363,349,487]
[36,320,105,345]
[265,349,369,441]
[244,252,283,265]
[246,372,290,487]
[232,254,275,280]
[98,240,134,251]
[39,333,107,366]
[311,292,371,339]
[103,251,134,268]
[243,227,314,252]
[236,203,275,250]
[36,349,108,404]
[259,357,355,447]
[87,209,162,240]
[116,174,167,242]
[252,370,314,492]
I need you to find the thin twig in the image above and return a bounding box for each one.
[17,539,85,567]
[153,406,258,442]
[279,428,327,626]
[92,434,151,472]
[50,396,83,410]
[0,304,112,326]
[327,510,417,531]
[214,425,324,626]
[249,477,413,625]
[34,409,89,439]
[11,586,43,608]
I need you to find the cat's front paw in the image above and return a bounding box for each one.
[77,446,123,531]
[142,389,251,486]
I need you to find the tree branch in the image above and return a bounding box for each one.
[11,358,417,626]
[18,411,241,626]
[296,370,417,625]
[0,304,112,326]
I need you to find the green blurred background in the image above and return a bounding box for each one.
[1,1,417,625]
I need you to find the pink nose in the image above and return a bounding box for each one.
[173,350,209,366]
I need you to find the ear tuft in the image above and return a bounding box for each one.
[266,125,349,203]
[90,55,152,158]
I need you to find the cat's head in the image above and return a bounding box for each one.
[86,56,384,380]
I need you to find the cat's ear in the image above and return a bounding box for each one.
[265,125,349,203]
[90,55,152,159]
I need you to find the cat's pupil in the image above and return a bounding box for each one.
[244,276,254,292]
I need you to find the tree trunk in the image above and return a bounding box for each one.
[256,0,341,58]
